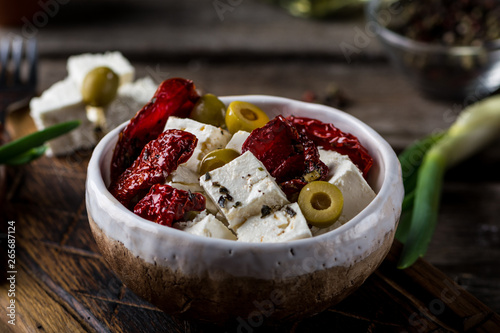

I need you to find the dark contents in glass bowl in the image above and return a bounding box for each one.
[385,0,500,47]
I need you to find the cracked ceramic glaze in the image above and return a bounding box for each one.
[86,96,403,321]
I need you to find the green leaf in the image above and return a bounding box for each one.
[398,131,445,195]
[394,209,413,245]
[4,145,48,165]
[396,94,500,269]
[395,190,415,245]
[397,150,446,269]
[0,120,80,164]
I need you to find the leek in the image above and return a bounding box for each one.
[397,95,500,269]
[396,132,445,244]
[398,131,445,195]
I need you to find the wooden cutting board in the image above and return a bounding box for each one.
[1,110,499,332]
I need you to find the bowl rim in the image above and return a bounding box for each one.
[366,0,500,55]
[87,95,402,253]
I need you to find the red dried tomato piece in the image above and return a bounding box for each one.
[242,115,328,199]
[279,178,308,200]
[134,184,206,227]
[242,115,302,183]
[110,78,199,182]
[108,129,198,209]
[287,117,373,178]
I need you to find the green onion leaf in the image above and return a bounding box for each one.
[398,131,445,194]
[4,145,48,165]
[397,150,446,269]
[401,190,415,212]
[396,132,444,246]
[0,120,80,164]
[397,94,500,269]
[394,209,413,245]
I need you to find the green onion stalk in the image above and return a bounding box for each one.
[0,120,80,165]
[397,95,500,269]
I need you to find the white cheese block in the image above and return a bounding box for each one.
[225,130,250,154]
[29,75,156,156]
[164,117,231,173]
[312,149,376,236]
[166,165,200,185]
[200,151,290,230]
[67,51,135,89]
[105,76,157,131]
[175,211,236,240]
[237,203,312,243]
[319,149,352,179]
[29,78,96,156]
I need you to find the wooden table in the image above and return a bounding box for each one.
[1,0,499,331]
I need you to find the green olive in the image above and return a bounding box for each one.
[199,148,240,175]
[225,101,270,134]
[81,66,119,107]
[297,181,343,228]
[189,94,226,127]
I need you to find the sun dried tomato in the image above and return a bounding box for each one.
[108,129,198,209]
[110,78,199,182]
[279,178,308,201]
[287,117,373,178]
[242,115,328,200]
[134,184,206,227]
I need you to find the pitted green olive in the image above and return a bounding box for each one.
[297,181,343,228]
[81,66,119,107]
[189,94,226,127]
[199,148,240,175]
[225,101,269,134]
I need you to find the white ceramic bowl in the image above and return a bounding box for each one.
[86,95,404,325]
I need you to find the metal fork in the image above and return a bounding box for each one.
[0,37,38,127]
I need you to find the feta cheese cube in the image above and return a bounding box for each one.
[200,151,290,229]
[319,149,352,179]
[29,78,96,156]
[67,51,135,89]
[166,165,200,185]
[29,76,156,156]
[175,211,236,240]
[236,203,312,243]
[225,130,250,154]
[312,150,376,236]
[164,117,231,173]
[105,76,157,131]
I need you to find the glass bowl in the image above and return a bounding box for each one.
[367,0,500,101]
[268,0,369,18]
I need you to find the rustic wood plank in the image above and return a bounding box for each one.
[0,317,14,333]
[477,315,500,333]
[377,242,500,332]
[18,239,172,333]
[0,261,93,332]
